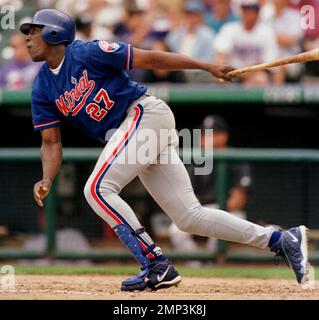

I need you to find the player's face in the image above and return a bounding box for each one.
[185,12,203,28]
[25,27,50,62]
[241,7,259,29]
[212,0,231,18]
[200,132,229,149]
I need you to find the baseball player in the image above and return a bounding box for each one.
[21,9,312,292]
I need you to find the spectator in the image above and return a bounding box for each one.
[92,0,125,40]
[165,0,216,81]
[193,115,251,212]
[261,0,304,82]
[115,1,180,43]
[205,0,239,33]
[142,40,186,83]
[144,0,181,41]
[165,0,215,62]
[35,0,57,9]
[153,0,184,32]
[113,3,154,81]
[75,14,94,41]
[55,0,121,39]
[55,0,90,17]
[214,0,283,86]
[168,115,252,257]
[259,0,275,21]
[113,3,153,48]
[0,33,41,90]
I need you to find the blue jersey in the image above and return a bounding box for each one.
[31,40,147,143]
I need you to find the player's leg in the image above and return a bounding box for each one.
[83,96,181,291]
[139,145,314,287]
[139,145,274,247]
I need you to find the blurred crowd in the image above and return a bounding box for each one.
[1,0,319,89]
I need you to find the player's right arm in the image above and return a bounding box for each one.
[132,48,234,81]
[33,127,62,207]
[83,40,234,81]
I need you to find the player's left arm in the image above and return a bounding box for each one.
[132,48,234,81]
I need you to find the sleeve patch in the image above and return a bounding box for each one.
[98,41,120,53]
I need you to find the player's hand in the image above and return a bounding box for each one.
[208,64,235,82]
[33,179,52,207]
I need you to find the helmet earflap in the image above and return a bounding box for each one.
[41,25,70,45]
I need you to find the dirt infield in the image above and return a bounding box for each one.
[0,275,317,300]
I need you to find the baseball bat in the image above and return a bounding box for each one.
[227,48,319,77]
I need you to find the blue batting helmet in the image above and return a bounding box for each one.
[20,9,76,45]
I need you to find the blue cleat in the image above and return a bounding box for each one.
[121,260,182,291]
[271,225,314,288]
[121,268,149,291]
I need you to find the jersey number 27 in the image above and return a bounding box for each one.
[86,89,114,121]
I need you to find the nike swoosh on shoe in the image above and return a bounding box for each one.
[157,265,171,282]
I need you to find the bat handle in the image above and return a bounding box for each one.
[227,68,253,77]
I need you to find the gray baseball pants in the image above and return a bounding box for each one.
[84,95,274,254]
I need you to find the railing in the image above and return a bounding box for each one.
[2,84,319,106]
[1,147,319,263]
